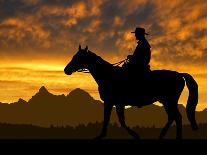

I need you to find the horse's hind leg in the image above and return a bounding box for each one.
[159,102,182,139]
[159,116,174,139]
[116,105,140,139]
[174,108,182,139]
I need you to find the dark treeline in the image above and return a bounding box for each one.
[0,122,206,139]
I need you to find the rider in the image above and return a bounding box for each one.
[123,27,151,76]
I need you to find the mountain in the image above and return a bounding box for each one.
[0,86,206,127]
[0,87,103,127]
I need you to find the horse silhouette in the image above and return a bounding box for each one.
[64,45,198,139]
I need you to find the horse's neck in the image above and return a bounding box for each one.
[87,51,111,68]
[87,51,112,84]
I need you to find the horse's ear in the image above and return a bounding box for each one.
[79,44,81,50]
[85,46,88,51]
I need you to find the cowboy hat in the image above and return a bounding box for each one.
[131,27,149,35]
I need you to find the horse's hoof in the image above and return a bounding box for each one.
[132,134,140,140]
[158,136,164,140]
[134,136,140,140]
[176,136,182,140]
[93,134,105,140]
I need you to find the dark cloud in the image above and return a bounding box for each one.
[0,0,207,65]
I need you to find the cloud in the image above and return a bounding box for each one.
[0,0,206,65]
[119,0,147,15]
[63,18,77,28]
[0,16,50,50]
[22,0,39,6]
[113,16,125,27]
[147,0,207,64]
[83,19,101,33]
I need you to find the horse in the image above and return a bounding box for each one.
[64,45,198,139]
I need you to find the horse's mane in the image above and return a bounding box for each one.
[88,50,111,66]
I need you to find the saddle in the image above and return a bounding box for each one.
[112,63,151,91]
[121,61,151,78]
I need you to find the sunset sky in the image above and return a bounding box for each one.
[0,0,206,111]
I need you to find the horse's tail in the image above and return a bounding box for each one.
[181,73,198,130]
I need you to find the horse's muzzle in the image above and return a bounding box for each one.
[64,68,73,75]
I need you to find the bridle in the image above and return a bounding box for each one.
[77,58,128,73]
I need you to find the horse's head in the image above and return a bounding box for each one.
[64,45,89,75]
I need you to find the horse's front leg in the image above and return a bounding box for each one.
[116,105,140,139]
[94,103,113,139]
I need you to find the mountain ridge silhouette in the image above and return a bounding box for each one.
[0,86,206,127]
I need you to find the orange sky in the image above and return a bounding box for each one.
[0,57,206,111]
[0,0,207,111]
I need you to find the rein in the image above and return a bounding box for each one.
[112,59,128,66]
[77,59,128,73]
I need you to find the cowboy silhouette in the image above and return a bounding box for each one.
[64,30,199,139]
[123,27,151,76]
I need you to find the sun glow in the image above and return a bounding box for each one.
[0,60,99,103]
[0,58,206,111]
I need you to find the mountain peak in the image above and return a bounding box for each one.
[36,86,53,96]
[28,86,53,103]
[39,86,49,93]
[69,88,87,94]
[67,88,94,101]
[18,98,27,104]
